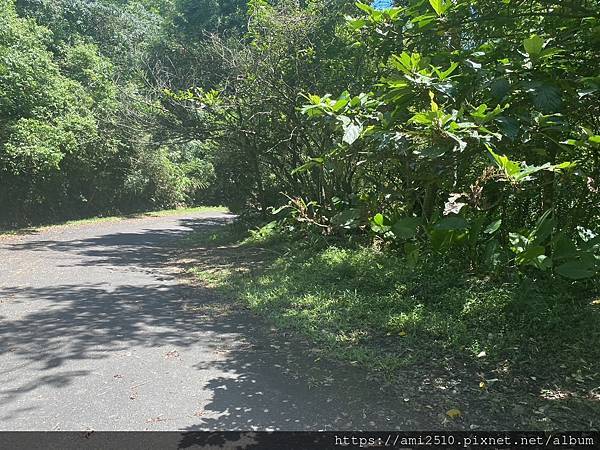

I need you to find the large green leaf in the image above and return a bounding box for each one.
[331,91,350,112]
[347,17,366,31]
[486,145,574,183]
[355,2,374,14]
[434,216,469,230]
[291,157,324,174]
[552,234,578,261]
[331,208,360,229]
[371,213,391,234]
[530,209,554,244]
[483,219,502,235]
[515,245,546,266]
[392,217,422,239]
[589,135,600,146]
[555,259,596,280]
[487,146,521,178]
[523,35,544,58]
[530,83,562,113]
[496,116,520,140]
[404,242,420,267]
[428,0,451,16]
[433,62,458,80]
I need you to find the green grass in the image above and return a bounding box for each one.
[183,222,600,428]
[0,205,228,236]
[203,242,598,373]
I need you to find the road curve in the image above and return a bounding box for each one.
[0,212,412,431]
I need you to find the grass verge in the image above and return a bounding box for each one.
[182,221,600,429]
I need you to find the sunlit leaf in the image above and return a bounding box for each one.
[428,0,451,16]
[342,121,363,145]
[523,34,545,58]
[446,408,462,418]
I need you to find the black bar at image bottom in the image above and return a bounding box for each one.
[0,431,598,450]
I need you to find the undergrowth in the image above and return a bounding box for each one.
[183,221,600,427]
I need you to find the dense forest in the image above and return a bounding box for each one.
[2,0,599,280]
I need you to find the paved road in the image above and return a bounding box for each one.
[0,212,414,431]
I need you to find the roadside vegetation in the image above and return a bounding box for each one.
[3,0,598,282]
[2,0,598,429]
[182,221,599,428]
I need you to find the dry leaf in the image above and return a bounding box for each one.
[446,408,462,419]
[444,193,468,216]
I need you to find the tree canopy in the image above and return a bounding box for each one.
[1,0,599,279]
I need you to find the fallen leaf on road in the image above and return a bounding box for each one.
[446,408,462,419]
[165,350,180,359]
[145,416,167,423]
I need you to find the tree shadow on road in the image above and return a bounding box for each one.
[0,215,436,430]
[2,217,232,270]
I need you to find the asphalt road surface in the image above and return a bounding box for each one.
[0,211,420,431]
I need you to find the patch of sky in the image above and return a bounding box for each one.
[372,0,394,10]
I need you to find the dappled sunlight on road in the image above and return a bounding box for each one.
[0,212,415,430]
